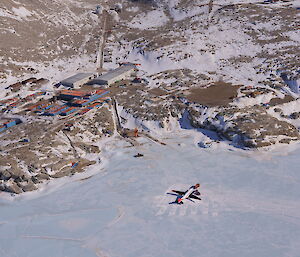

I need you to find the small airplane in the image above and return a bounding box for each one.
[168,184,202,204]
[172,190,201,204]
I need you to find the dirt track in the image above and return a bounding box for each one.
[186,82,241,107]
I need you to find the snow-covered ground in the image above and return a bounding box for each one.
[128,10,169,29]
[0,129,300,257]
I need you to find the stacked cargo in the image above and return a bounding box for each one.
[87,90,109,104]
[27,102,45,111]
[44,104,68,116]
[0,118,21,133]
[4,119,17,128]
[59,90,89,101]
[24,92,45,101]
[35,91,46,96]
[78,108,92,115]
[0,100,9,106]
[0,101,7,106]
[1,92,46,108]
[60,107,78,116]
[83,89,105,98]
[102,97,110,103]
[0,97,19,107]
[69,90,109,107]
[0,120,8,132]
[9,100,22,108]
[40,104,60,114]
[89,102,103,108]
[24,94,35,101]
[9,88,110,118]
[88,93,104,102]
[71,99,89,107]
[30,102,54,112]
[77,100,104,115]
[0,125,6,133]
[47,106,68,116]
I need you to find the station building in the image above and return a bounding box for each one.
[60,73,95,88]
[91,64,137,86]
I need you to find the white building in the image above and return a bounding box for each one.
[61,73,95,88]
[91,64,137,86]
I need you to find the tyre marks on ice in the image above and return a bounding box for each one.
[106,206,125,228]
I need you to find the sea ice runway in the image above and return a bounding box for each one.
[0,134,300,257]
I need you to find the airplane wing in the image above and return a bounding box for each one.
[171,190,201,201]
[189,194,201,201]
[171,190,187,196]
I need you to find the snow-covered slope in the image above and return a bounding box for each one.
[106,0,299,88]
[0,131,300,257]
[0,0,102,86]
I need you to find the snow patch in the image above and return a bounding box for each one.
[129,10,169,29]
[12,7,33,19]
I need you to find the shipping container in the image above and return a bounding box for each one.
[60,107,78,116]
[9,101,21,108]
[4,119,16,128]
[86,91,109,104]
[1,98,18,106]
[59,90,90,100]
[45,104,63,112]
[24,94,35,101]
[36,91,46,96]
[27,102,44,111]
[0,118,21,131]
[88,102,103,108]
[71,99,89,107]
[26,92,45,101]
[44,105,68,116]
[78,108,92,115]
[88,94,102,102]
[0,126,6,133]
[33,103,54,112]
[29,102,52,111]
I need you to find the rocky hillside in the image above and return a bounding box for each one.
[1,0,299,86]
[0,0,102,85]
[102,0,300,148]
[0,106,114,194]
[0,0,299,194]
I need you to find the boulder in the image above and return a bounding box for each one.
[0,181,5,191]
[8,168,26,180]
[20,181,37,192]
[51,169,73,178]
[290,112,300,120]
[0,170,12,180]
[34,173,50,181]
[5,179,23,194]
